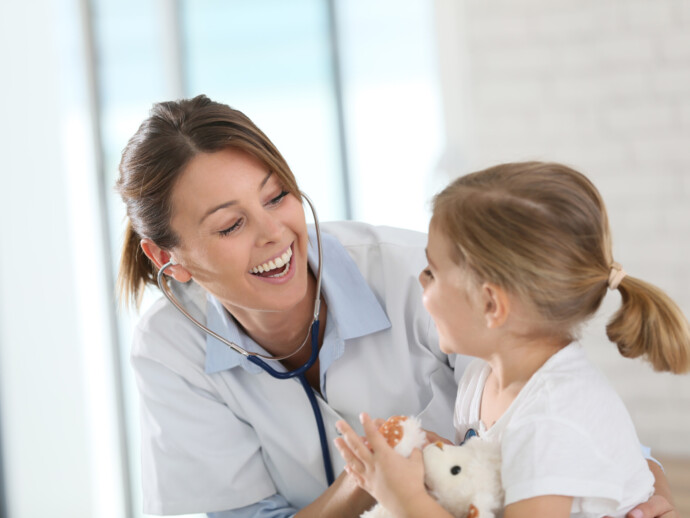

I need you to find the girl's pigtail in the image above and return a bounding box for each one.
[606,275,690,374]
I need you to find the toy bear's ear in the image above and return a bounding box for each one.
[467,504,479,518]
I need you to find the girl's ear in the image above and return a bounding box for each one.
[481,283,510,329]
[140,238,192,283]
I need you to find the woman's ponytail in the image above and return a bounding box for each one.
[117,220,157,309]
[606,275,690,374]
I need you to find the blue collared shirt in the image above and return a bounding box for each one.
[133,222,459,516]
[204,229,391,518]
[203,228,392,399]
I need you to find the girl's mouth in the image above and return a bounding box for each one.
[249,245,293,278]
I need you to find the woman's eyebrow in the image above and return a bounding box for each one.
[199,171,273,224]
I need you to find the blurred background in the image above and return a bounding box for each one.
[0,0,688,516]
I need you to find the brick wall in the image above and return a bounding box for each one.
[437,0,690,455]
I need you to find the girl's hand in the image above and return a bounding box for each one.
[334,413,428,514]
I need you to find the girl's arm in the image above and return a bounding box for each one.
[503,495,573,518]
[334,413,454,518]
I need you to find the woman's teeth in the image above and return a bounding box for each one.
[249,247,293,276]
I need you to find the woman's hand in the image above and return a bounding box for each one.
[608,459,678,518]
[603,494,678,518]
[334,413,428,515]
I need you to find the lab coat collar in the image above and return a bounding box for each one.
[204,227,391,374]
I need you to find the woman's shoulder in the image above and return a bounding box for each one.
[321,220,427,249]
[132,282,208,362]
[321,221,429,282]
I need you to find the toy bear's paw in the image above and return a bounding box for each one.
[377,415,426,458]
[378,415,408,448]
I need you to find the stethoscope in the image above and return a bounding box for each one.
[156,192,335,486]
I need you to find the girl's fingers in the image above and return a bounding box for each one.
[344,464,365,487]
[360,413,389,451]
[334,437,365,473]
[336,420,373,463]
[372,417,385,428]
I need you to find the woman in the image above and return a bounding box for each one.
[116,95,676,517]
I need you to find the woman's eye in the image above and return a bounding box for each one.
[219,218,243,236]
[268,190,289,206]
[423,268,434,280]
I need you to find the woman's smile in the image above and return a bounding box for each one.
[248,243,297,283]
[168,147,311,313]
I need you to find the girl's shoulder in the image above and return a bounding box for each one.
[509,343,634,433]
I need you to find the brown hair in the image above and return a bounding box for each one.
[115,94,301,308]
[432,161,689,374]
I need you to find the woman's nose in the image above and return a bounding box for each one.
[256,209,282,245]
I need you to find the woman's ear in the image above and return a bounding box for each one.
[140,238,192,283]
[480,283,510,329]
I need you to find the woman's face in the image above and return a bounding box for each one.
[169,147,310,315]
[419,220,486,356]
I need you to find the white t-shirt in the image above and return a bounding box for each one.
[453,343,654,518]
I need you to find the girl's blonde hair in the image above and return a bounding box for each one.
[432,161,689,374]
[115,95,301,308]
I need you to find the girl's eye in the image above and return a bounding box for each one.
[423,268,434,279]
[268,190,289,206]
[219,218,243,236]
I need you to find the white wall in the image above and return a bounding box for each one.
[0,0,92,514]
[436,0,690,455]
[0,0,127,516]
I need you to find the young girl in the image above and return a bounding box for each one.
[334,162,689,518]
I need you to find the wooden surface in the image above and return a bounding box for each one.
[656,455,690,517]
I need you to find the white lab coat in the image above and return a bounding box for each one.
[132,221,468,515]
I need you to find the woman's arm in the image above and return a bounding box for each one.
[615,460,678,518]
[293,469,376,518]
[503,495,573,518]
[208,476,375,518]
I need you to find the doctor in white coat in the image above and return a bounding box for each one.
[116,95,676,518]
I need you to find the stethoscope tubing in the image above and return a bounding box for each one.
[246,321,335,484]
[155,191,335,485]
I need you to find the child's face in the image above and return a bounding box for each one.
[419,221,487,356]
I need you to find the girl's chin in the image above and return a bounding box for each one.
[438,340,459,355]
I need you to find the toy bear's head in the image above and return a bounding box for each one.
[422,438,504,518]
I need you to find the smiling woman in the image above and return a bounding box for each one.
[114,94,465,517]
[142,148,311,324]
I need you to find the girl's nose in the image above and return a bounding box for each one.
[418,270,428,288]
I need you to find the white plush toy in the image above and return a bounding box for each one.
[360,416,504,518]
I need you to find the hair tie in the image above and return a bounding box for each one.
[608,262,627,291]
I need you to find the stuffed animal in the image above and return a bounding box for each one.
[361,416,504,518]
[423,438,504,518]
